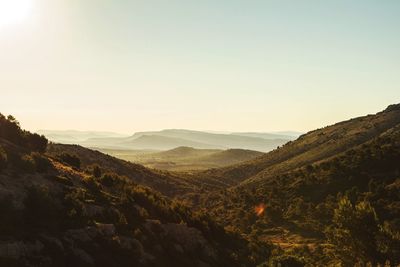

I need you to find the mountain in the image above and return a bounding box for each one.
[230,132,301,140]
[119,135,222,150]
[78,134,222,150]
[3,104,400,266]
[97,146,264,172]
[193,104,400,188]
[81,129,292,152]
[40,129,294,152]
[185,104,400,266]
[0,114,263,267]
[129,129,291,152]
[37,130,128,144]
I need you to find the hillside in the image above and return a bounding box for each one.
[96,146,264,172]
[187,104,400,266]
[193,104,400,189]
[2,105,400,266]
[230,132,301,140]
[195,149,264,167]
[46,144,196,197]
[0,114,266,267]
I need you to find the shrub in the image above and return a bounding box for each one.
[0,114,48,152]
[93,164,102,178]
[63,189,88,228]
[58,153,81,169]
[100,173,119,187]
[269,255,305,267]
[87,164,102,178]
[326,197,380,265]
[31,152,52,172]
[26,133,48,153]
[16,155,36,173]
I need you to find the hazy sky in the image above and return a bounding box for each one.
[1,0,399,134]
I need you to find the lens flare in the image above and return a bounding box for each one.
[254,203,266,216]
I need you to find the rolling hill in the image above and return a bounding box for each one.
[2,104,399,266]
[0,114,263,267]
[185,104,400,266]
[96,146,264,171]
[192,104,400,189]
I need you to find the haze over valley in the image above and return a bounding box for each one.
[1,0,399,266]
[36,129,299,171]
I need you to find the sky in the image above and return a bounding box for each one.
[0,0,399,134]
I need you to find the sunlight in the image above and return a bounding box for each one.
[0,0,33,29]
[254,203,266,216]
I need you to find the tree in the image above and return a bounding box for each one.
[26,133,48,153]
[93,164,102,178]
[326,196,380,265]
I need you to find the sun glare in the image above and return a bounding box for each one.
[0,0,33,29]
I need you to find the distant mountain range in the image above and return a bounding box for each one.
[2,104,400,266]
[96,146,264,171]
[38,129,301,152]
[36,130,128,144]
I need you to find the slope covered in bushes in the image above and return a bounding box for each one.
[0,114,267,267]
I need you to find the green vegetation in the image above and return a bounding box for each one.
[186,104,400,266]
[1,105,400,266]
[57,152,81,169]
[0,114,263,267]
[0,113,47,153]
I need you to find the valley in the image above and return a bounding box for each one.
[94,146,264,171]
[1,104,400,266]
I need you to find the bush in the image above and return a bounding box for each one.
[17,155,36,173]
[269,255,305,267]
[31,152,52,172]
[93,164,102,178]
[0,114,48,152]
[26,133,48,153]
[100,173,119,187]
[87,164,102,178]
[58,153,81,169]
